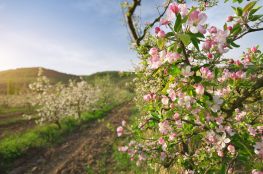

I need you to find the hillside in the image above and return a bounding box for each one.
[0,67,79,94]
[0,68,135,95]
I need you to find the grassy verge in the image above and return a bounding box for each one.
[0,100,127,172]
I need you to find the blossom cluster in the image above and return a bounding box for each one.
[119,1,263,173]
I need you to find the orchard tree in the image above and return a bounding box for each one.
[118,0,263,173]
[66,80,100,119]
[28,70,72,128]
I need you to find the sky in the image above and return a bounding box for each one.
[0,0,262,75]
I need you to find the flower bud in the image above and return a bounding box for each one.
[226,16,233,22]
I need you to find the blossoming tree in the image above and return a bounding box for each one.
[27,69,99,128]
[118,0,263,173]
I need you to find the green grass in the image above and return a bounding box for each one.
[0,102,123,172]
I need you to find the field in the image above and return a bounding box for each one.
[0,68,142,174]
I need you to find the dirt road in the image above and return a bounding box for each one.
[9,102,133,174]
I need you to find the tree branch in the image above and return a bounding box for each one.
[234,27,263,41]
[124,0,171,46]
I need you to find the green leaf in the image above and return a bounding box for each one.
[249,6,261,17]
[193,76,202,83]
[165,32,174,38]
[191,37,200,51]
[178,34,191,46]
[231,23,241,35]
[243,1,257,13]
[228,40,240,48]
[249,14,263,21]
[169,65,181,76]
[174,14,182,32]
[236,7,243,16]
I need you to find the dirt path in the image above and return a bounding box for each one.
[9,102,133,174]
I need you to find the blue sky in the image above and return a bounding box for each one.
[0,0,262,75]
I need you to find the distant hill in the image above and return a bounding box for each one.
[0,67,79,94]
[0,68,135,95]
[84,71,135,86]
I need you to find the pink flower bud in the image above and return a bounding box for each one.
[169,3,180,14]
[155,27,161,34]
[217,150,224,157]
[227,26,233,30]
[207,53,213,59]
[227,144,235,154]
[251,46,257,53]
[158,137,165,144]
[157,30,166,38]
[226,16,233,22]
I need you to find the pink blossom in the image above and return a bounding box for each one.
[169,2,179,14]
[149,47,158,56]
[173,113,180,120]
[213,29,229,44]
[167,89,176,101]
[188,10,207,33]
[117,126,124,137]
[195,84,205,95]
[181,66,194,77]
[160,18,170,25]
[143,94,152,101]
[207,131,217,143]
[254,140,263,158]
[202,40,212,50]
[200,67,213,79]
[252,170,263,174]
[165,52,180,63]
[158,137,165,144]
[157,30,166,38]
[161,96,169,105]
[225,126,235,136]
[248,125,257,137]
[217,133,231,149]
[235,110,246,121]
[178,4,188,16]
[160,152,166,161]
[227,144,235,154]
[118,146,128,152]
[169,133,177,141]
[158,120,171,134]
[149,55,162,69]
[209,26,217,34]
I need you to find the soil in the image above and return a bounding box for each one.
[9,102,133,174]
[0,112,36,139]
